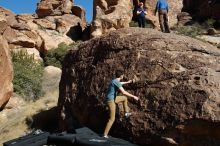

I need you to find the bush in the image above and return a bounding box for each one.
[204,18,215,28]
[12,50,44,101]
[129,20,154,28]
[175,23,204,38]
[129,21,139,27]
[44,42,81,68]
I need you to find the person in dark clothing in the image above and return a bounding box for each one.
[154,0,170,33]
[137,2,147,28]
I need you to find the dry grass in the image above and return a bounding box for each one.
[0,92,58,146]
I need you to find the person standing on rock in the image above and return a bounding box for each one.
[103,70,139,138]
[154,0,171,33]
[137,2,147,28]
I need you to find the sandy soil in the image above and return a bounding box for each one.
[0,93,58,146]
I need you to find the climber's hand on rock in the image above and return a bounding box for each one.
[128,80,133,83]
[132,79,136,83]
[133,96,139,101]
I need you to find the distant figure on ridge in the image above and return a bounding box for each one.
[154,0,170,33]
[103,69,139,138]
[137,2,147,28]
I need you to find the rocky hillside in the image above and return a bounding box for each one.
[58,28,220,146]
[0,0,86,109]
[91,0,183,37]
[133,0,183,28]
[0,0,86,57]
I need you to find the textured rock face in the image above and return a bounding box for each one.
[177,12,193,26]
[36,0,74,18]
[0,36,13,110]
[42,66,62,98]
[91,0,133,37]
[0,7,15,35]
[58,28,220,146]
[71,5,86,27]
[182,0,220,19]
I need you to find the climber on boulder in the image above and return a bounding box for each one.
[103,69,139,138]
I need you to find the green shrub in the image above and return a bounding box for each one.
[129,21,139,27]
[129,20,154,28]
[44,42,81,68]
[12,50,44,101]
[175,23,204,38]
[204,18,215,28]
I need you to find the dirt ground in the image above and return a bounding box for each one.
[0,93,58,146]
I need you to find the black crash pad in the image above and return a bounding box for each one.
[3,127,139,146]
[75,127,138,146]
[47,133,76,145]
[3,130,49,146]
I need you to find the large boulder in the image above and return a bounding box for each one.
[182,0,220,19]
[42,66,62,98]
[0,7,15,35]
[36,29,73,52]
[71,5,86,27]
[54,14,83,33]
[36,0,74,18]
[0,7,16,24]
[0,13,8,34]
[177,12,193,26]
[3,27,42,49]
[58,28,220,146]
[91,0,133,37]
[16,14,39,30]
[0,36,13,110]
[0,7,15,17]
[33,18,57,30]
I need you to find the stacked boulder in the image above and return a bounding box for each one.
[36,0,73,17]
[91,0,133,37]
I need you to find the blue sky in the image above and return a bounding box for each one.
[0,0,93,22]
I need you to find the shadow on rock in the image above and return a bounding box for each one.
[26,107,59,133]
[66,23,91,41]
[66,23,83,41]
